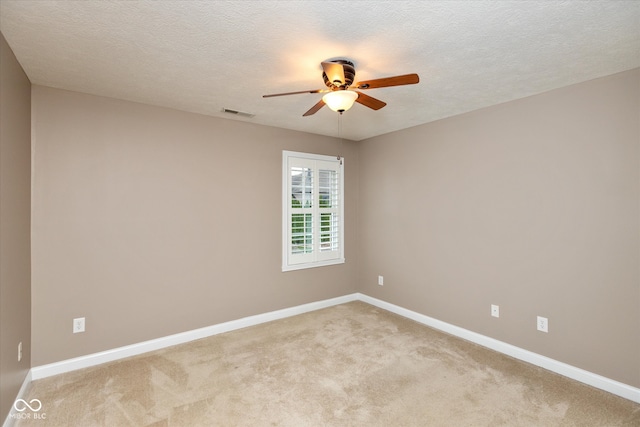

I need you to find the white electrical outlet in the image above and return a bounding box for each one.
[491,304,499,318]
[537,316,548,333]
[73,317,85,333]
[18,342,22,362]
[378,275,384,286]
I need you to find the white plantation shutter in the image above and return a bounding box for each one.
[283,151,344,271]
[317,165,340,259]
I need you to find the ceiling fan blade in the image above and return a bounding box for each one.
[322,61,346,86]
[263,89,328,98]
[303,99,326,116]
[355,91,387,110]
[353,73,420,90]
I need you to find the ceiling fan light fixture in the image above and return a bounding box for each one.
[263,59,418,117]
[322,90,358,113]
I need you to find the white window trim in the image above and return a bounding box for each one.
[282,150,345,272]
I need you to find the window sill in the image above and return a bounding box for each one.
[282,258,345,272]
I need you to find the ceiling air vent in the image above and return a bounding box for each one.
[222,108,255,118]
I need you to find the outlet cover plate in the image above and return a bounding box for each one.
[73,317,85,333]
[537,316,548,333]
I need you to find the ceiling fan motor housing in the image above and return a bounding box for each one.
[323,59,355,89]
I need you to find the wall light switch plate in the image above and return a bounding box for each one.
[378,276,384,286]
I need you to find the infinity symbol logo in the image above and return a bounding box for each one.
[13,399,42,412]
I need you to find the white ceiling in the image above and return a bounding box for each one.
[1,1,639,141]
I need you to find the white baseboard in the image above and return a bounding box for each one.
[2,370,32,427]
[356,293,640,404]
[31,293,359,380]
[27,292,639,405]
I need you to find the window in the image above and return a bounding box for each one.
[282,151,344,271]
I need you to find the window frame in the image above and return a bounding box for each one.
[282,150,345,272]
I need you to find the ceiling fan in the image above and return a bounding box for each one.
[263,59,419,116]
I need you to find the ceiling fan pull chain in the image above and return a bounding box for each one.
[338,113,344,165]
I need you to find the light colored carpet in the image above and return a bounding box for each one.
[14,301,640,426]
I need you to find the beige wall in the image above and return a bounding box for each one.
[31,86,359,366]
[0,33,32,420]
[28,68,640,390]
[357,69,640,387]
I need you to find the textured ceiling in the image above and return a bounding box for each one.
[1,1,639,141]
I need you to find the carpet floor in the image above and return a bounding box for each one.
[14,301,640,426]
